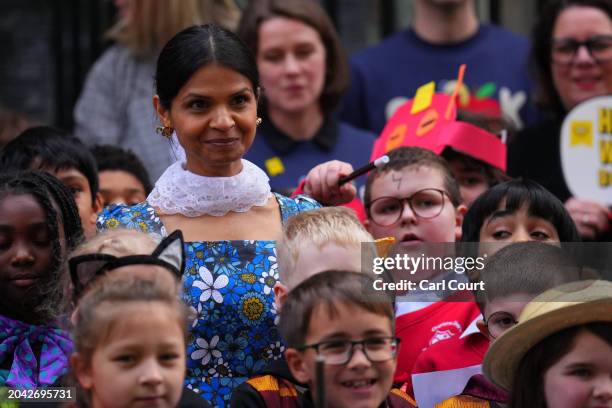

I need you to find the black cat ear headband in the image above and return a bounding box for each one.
[69,230,185,298]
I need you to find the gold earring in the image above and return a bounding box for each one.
[156,125,174,138]
[256,117,263,127]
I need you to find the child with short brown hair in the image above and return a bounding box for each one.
[416,242,584,408]
[232,271,416,408]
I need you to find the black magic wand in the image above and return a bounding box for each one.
[337,155,390,186]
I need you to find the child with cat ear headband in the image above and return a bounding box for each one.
[68,229,185,300]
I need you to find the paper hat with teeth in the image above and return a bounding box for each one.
[370,65,507,171]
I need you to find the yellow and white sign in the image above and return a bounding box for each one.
[561,96,612,205]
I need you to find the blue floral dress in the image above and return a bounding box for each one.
[97,193,319,407]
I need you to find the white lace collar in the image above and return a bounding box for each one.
[147,159,272,217]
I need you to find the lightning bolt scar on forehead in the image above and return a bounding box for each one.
[392,174,402,190]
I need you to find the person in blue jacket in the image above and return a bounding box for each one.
[238,0,375,196]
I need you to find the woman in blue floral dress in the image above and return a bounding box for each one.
[97,24,319,407]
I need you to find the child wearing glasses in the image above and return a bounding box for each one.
[412,179,581,406]
[353,147,479,395]
[301,146,484,395]
[233,270,416,408]
[484,280,612,408]
[413,242,584,408]
[231,207,388,406]
[362,147,467,246]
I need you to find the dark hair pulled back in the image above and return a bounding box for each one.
[155,24,259,110]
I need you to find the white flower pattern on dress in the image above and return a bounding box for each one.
[268,255,277,268]
[266,341,285,360]
[208,358,231,377]
[193,266,229,303]
[96,196,322,408]
[191,335,221,365]
[259,269,279,295]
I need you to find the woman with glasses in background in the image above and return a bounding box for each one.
[508,0,612,241]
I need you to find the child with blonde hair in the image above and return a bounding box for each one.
[71,275,192,407]
[69,232,210,407]
[232,208,383,406]
[71,229,158,258]
[275,206,376,301]
[68,230,183,302]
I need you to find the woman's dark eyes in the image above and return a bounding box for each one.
[554,44,575,54]
[263,49,313,61]
[232,94,250,106]
[188,96,249,110]
[296,49,314,59]
[263,53,282,62]
[189,100,208,110]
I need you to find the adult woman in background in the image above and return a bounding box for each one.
[508,0,612,240]
[238,0,375,196]
[97,24,319,407]
[74,0,241,180]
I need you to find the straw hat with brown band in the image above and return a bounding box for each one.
[483,279,612,391]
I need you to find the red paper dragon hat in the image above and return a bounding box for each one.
[370,65,507,171]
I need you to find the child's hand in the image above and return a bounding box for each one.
[303,160,357,206]
[565,197,611,240]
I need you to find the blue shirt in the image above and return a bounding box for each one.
[340,25,537,134]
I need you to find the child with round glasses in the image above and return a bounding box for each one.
[356,147,479,395]
[286,146,478,395]
[361,147,466,246]
[231,270,416,408]
[421,242,585,408]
